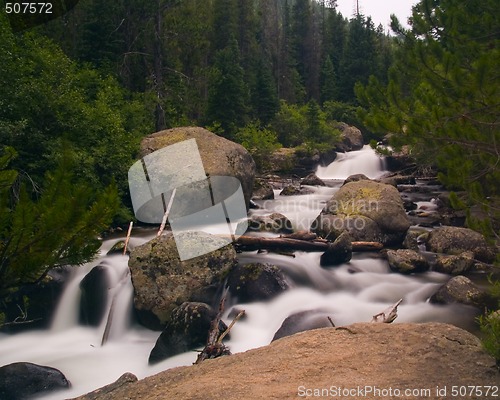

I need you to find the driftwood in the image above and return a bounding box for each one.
[234,235,383,252]
[157,188,176,237]
[122,221,133,255]
[195,291,245,364]
[371,299,403,323]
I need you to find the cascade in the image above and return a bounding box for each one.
[316,144,388,180]
[0,148,477,399]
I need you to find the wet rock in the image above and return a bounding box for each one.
[128,232,237,330]
[335,123,364,152]
[0,267,70,332]
[301,173,325,186]
[272,310,333,341]
[226,263,289,303]
[402,229,428,251]
[139,126,256,208]
[107,240,129,255]
[280,184,301,196]
[387,249,429,274]
[430,276,491,308]
[0,362,70,400]
[320,232,352,266]
[343,174,369,185]
[312,180,411,246]
[251,179,274,201]
[247,213,294,234]
[149,302,227,364]
[79,265,110,326]
[433,251,476,275]
[427,226,496,263]
[379,174,416,187]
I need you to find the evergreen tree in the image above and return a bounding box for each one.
[0,13,149,217]
[0,148,119,294]
[357,0,500,232]
[320,55,338,103]
[339,14,376,102]
[206,37,248,138]
[252,58,280,125]
[212,0,238,52]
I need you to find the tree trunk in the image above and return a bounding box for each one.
[233,235,383,252]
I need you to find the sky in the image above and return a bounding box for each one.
[334,0,418,32]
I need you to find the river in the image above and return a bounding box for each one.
[0,145,479,399]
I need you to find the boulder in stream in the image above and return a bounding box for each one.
[335,122,364,152]
[301,173,325,186]
[0,362,70,399]
[226,263,289,303]
[312,180,411,246]
[426,226,496,263]
[320,231,352,266]
[149,302,227,364]
[251,179,274,200]
[128,232,237,330]
[139,126,256,208]
[79,265,110,326]
[387,249,429,274]
[430,275,492,308]
[248,213,294,234]
[433,251,476,275]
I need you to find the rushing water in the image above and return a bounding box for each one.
[0,146,479,399]
[316,144,388,180]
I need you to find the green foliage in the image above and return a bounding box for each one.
[270,101,308,147]
[356,0,500,234]
[478,277,500,363]
[0,148,119,294]
[236,122,281,171]
[271,100,341,149]
[0,13,149,216]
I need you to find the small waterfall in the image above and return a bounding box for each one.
[0,148,480,399]
[316,145,387,180]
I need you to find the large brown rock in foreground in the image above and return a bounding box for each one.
[139,126,256,207]
[75,323,499,400]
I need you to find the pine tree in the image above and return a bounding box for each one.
[357,0,499,233]
[320,55,338,103]
[206,37,248,138]
[0,148,119,294]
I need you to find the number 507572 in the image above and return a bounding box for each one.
[5,3,53,14]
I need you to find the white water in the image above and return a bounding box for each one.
[316,144,388,180]
[0,147,478,399]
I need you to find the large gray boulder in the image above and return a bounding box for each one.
[312,180,411,245]
[139,126,256,207]
[0,362,70,399]
[426,226,496,263]
[335,122,364,152]
[128,232,237,330]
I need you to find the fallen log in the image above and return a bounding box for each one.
[233,235,383,252]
